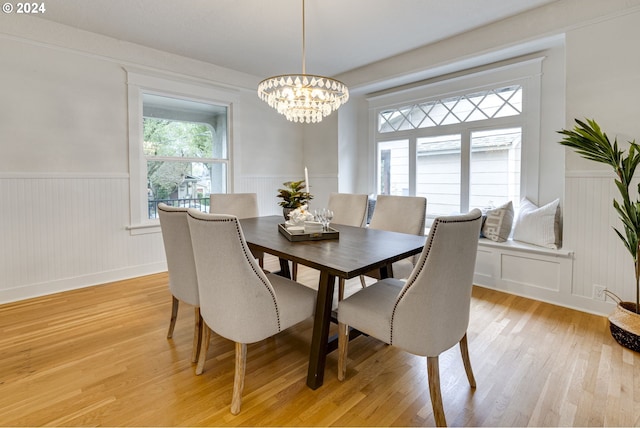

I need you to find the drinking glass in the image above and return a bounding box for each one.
[324,209,334,231]
[314,209,324,228]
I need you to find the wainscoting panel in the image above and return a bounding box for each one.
[5,171,628,316]
[474,240,573,307]
[0,174,166,303]
[0,173,339,304]
[475,248,495,279]
[500,253,561,291]
[234,175,289,216]
[565,172,635,310]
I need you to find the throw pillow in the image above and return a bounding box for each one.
[481,201,514,243]
[512,198,562,249]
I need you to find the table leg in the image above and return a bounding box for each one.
[276,258,291,279]
[379,263,393,279]
[306,270,335,389]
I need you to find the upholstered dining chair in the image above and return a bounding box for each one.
[186,210,316,415]
[209,193,264,268]
[157,203,202,364]
[328,192,369,300]
[328,192,369,228]
[361,194,427,285]
[337,209,482,427]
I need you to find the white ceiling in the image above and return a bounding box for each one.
[34,0,557,78]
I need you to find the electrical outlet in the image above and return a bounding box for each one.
[593,284,606,301]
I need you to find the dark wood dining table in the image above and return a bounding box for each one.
[239,215,426,389]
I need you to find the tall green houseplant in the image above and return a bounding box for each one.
[558,119,640,313]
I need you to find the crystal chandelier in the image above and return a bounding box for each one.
[257,0,349,124]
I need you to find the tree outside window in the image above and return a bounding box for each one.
[143,94,228,218]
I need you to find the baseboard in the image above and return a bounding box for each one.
[0,261,167,305]
[474,282,616,317]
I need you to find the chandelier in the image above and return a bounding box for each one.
[257,0,349,124]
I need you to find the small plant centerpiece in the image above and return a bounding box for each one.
[276,180,313,219]
[558,118,640,351]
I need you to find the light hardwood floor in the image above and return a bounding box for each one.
[1,254,639,426]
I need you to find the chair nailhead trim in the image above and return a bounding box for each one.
[187,212,282,331]
[389,213,481,344]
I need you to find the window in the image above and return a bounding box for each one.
[378,85,522,133]
[469,128,521,210]
[371,58,541,227]
[377,140,409,195]
[416,134,462,217]
[126,69,237,233]
[143,94,228,219]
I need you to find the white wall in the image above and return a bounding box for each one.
[301,114,339,210]
[0,16,302,302]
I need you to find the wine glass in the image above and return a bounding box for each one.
[324,209,334,231]
[314,209,324,227]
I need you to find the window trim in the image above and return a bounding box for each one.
[125,69,238,234]
[367,57,543,213]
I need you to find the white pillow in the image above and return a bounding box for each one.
[513,198,562,249]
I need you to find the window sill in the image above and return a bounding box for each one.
[126,222,161,235]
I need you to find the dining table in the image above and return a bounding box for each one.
[239,215,426,389]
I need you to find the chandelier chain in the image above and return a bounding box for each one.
[301,0,305,75]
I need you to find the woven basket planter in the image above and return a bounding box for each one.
[608,301,640,353]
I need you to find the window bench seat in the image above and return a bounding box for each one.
[477,238,573,258]
[474,238,574,302]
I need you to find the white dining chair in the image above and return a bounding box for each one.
[337,209,483,427]
[157,203,202,364]
[186,210,316,415]
[209,193,264,268]
[328,192,369,228]
[329,192,369,300]
[361,195,427,285]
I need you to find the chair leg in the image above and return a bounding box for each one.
[459,333,476,388]
[292,261,298,280]
[359,275,367,288]
[337,322,349,381]
[427,356,447,427]
[231,342,247,415]
[258,256,264,269]
[191,307,202,363]
[338,278,345,301]
[167,296,179,339]
[195,324,211,375]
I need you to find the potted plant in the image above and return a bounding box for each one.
[276,180,313,219]
[558,118,640,352]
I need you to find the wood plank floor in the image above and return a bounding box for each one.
[1,254,639,426]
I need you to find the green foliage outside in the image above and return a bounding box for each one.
[144,118,213,201]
